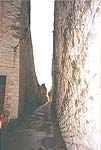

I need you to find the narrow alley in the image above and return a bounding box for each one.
[0,1,100,150]
[3,103,66,150]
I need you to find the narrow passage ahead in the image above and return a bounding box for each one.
[6,103,66,150]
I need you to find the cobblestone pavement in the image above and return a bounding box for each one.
[5,102,66,150]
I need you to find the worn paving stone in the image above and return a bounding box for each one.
[41,137,56,148]
[4,102,66,150]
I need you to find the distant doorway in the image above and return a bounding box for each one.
[0,76,6,112]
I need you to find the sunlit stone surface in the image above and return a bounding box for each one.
[52,0,101,149]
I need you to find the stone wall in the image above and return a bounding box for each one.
[19,0,41,116]
[0,0,20,119]
[52,0,101,149]
[0,0,41,119]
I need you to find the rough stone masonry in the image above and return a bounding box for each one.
[0,0,44,120]
[52,0,101,149]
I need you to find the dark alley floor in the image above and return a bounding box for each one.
[2,102,66,150]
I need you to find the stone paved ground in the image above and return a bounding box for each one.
[3,102,66,150]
